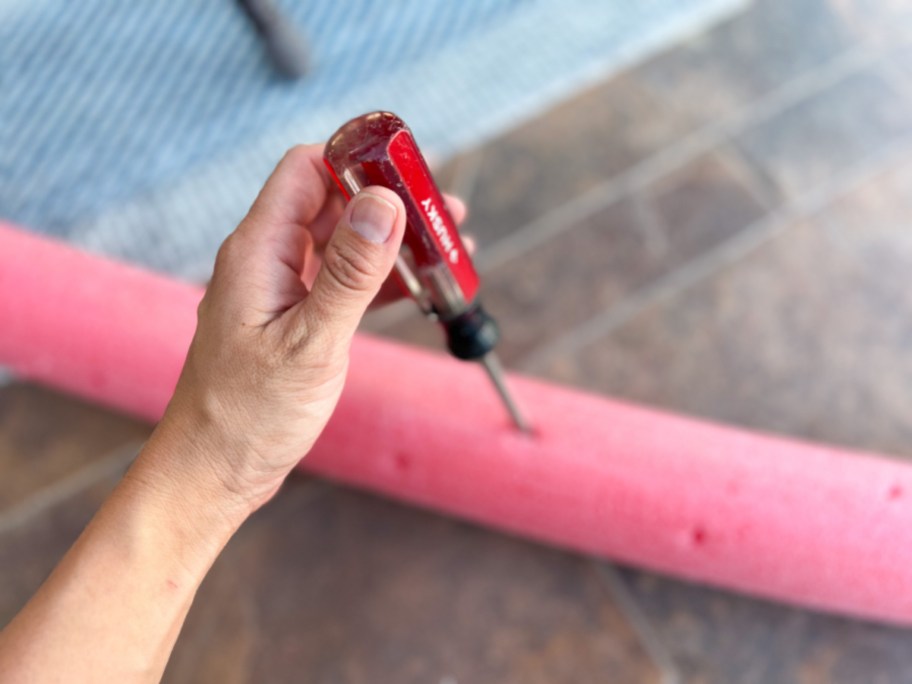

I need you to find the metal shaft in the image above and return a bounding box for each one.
[479,352,531,433]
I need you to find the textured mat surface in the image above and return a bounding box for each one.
[0,0,744,277]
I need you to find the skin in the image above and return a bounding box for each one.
[0,144,468,683]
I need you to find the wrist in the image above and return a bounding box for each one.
[120,421,254,577]
[156,382,299,512]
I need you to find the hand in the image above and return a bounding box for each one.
[1,144,479,683]
[150,144,467,517]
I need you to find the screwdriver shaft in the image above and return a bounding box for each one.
[323,112,532,434]
[479,352,531,433]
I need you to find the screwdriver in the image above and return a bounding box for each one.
[324,111,531,433]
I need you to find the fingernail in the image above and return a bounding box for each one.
[350,193,396,244]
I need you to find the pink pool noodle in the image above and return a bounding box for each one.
[2,221,912,625]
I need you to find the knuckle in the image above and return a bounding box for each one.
[274,319,312,363]
[215,232,256,276]
[284,143,310,160]
[276,315,347,374]
[215,233,242,270]
[300,303,344,350]
[196,295,209,321]
[322,242,380,295]
[280,144,315,172]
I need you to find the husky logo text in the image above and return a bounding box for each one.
[420,198,459,264]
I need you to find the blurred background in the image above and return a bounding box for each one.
[2,0,912,681]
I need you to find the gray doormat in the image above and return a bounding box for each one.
[0,0,746,278]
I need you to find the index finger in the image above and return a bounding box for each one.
[240,144,333,233]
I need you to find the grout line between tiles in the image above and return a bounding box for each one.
[597,564,681,684]
[363,43,877,337]
[519,131,912,373]
[0,440,142,536]
[712,146,782,212]
[632,194,671,260]
[475,45,879,274]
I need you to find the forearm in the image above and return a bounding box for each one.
[0,147,407,682]
[0,425,249,683]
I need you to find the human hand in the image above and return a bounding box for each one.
[0,144,478,682]
[149,144,467,517]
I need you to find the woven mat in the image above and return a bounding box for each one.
[0,0,745,277]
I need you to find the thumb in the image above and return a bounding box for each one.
[298,186,406,345]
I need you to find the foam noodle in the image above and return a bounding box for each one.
[2,222,911,624]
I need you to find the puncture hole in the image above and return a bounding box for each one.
[520,425,543,440]
[394,453,411,473]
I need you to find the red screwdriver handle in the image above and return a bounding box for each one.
[324,112,480,318]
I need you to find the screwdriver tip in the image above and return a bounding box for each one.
[479,353,532,434]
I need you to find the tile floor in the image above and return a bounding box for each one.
[3,0,912,681]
